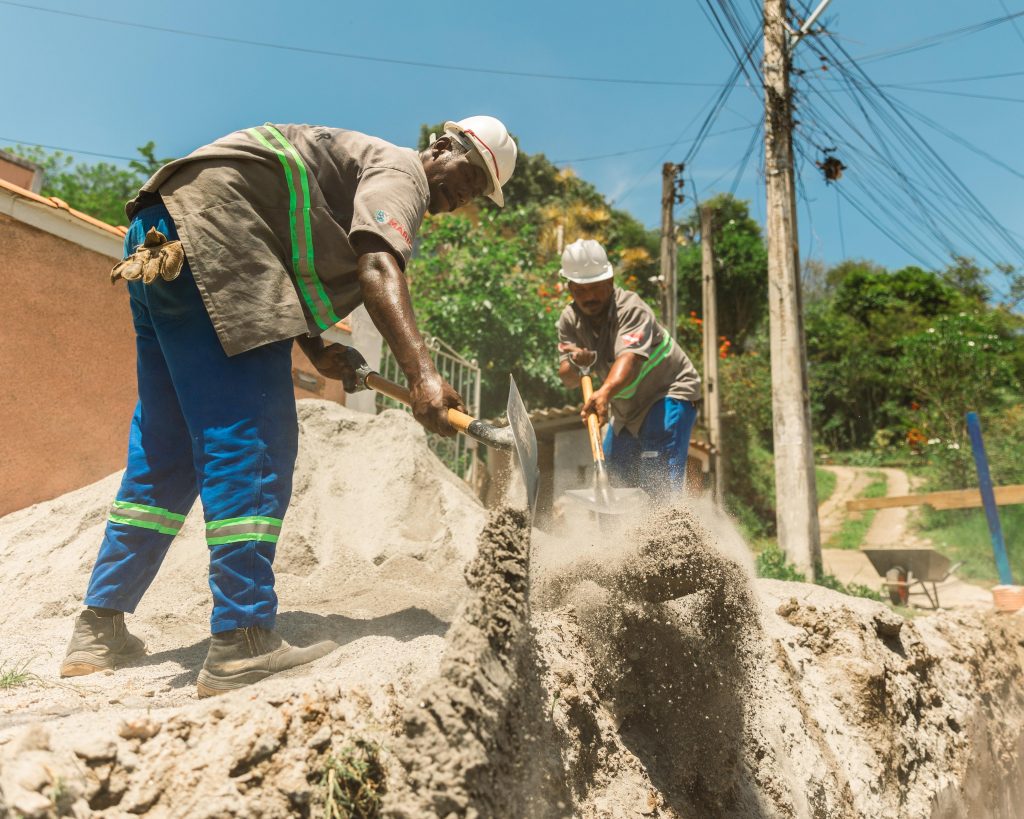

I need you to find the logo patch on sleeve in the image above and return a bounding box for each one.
[373,209,412,245]
[621,332,643,346]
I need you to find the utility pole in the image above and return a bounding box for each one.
[700,205,725,501]
[659,162,685,340]
[763,0,821,577]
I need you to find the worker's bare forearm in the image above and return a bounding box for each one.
[558,360,582,389]
[594,353,641,398]
[356,251,435,385]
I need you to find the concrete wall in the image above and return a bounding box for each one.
[0,213,137,517]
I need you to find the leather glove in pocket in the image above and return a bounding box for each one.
[111,227,185,284]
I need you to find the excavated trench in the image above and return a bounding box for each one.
[385,503,1024,818]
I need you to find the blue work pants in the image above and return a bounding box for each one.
[603,397,698,498]
[84,204,298,633]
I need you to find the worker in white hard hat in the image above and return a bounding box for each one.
[556,238,702,497]
[60,116,517,697]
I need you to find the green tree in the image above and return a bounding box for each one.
[676,194,768,349]
[941,255,992,304]
[407,206,570,416]
[833,265,957,323]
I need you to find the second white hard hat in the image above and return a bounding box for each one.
[444,115,517,207]
[559,239,614,284]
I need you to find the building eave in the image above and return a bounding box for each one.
[0,178,126,259]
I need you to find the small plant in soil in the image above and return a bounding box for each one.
[0,658,36,689]
[318,740,386,819]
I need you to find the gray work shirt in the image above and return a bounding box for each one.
[557,287,701,435]
[127,124,429,356]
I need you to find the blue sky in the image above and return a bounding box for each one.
[3,0,1023,276]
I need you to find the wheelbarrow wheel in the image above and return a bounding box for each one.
[886,566,909,606]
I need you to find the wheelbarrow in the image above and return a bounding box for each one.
[861,547,964,608]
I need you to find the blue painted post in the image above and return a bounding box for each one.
[965,412,1014,586]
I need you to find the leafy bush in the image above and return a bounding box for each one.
[900,312,1019,488]
[756,542,806,582]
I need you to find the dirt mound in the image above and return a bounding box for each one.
[0,401,484,816]
[1,409,1022,818]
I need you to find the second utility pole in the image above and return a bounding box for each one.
[660,163,683,340]
[763,0,821,576]
[700,205,725,502]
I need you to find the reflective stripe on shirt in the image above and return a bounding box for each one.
[247,124,341,330]
[613,333,674,400]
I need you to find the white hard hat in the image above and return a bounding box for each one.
[559,239,614,284]
[444,115,517,207]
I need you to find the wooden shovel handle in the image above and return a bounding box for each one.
[580,374,605,463]
[364,372,474,431]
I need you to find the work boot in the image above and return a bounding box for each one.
[60,608,146,677]
[196,627,338,698]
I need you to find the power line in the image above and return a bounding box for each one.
[894,68,1024,85]
[0,0,727,89]
[552,124,751,164]
[848,9,1024,64]
[793,24,1024,272]
[612,26,758,209]
[886,97,1024,183]
[0,135,139,162]
[884,85,1024,105]
[997,0,1024,47]
[730,122,762,196]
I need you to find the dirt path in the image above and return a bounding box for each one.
[818,465,991,610]
[817,465,872,544]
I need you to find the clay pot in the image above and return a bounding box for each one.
[992,585,1024,613]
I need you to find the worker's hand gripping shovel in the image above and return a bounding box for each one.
[561,365,647,516]
[355,364,539,515]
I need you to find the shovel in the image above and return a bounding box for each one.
[561,370,647,516]
[357,367,538,514]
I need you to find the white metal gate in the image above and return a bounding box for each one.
[375,336,482,483]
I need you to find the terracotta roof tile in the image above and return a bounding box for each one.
[0,177,127,237]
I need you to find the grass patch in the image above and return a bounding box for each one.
[826,471,888,550]
[0,658,36,689]
[318,740,386,819]
[815,467,837,506]
[915,505,1024,583]
[755,541,882,601]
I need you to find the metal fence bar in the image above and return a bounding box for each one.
[376,337,481,482]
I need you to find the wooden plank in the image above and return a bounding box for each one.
[847,484,1024,512]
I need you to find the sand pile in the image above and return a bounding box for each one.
[0,400,484,816]
[1,401,1023,818]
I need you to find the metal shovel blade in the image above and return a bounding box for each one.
[562,461,648,516]
[505,375,539,515]
[562,487,648,516]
